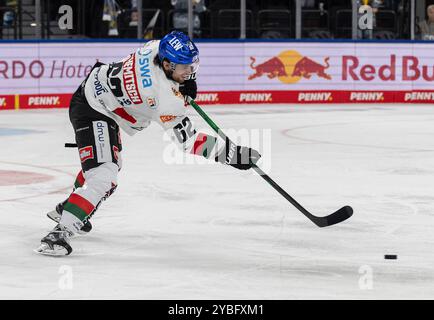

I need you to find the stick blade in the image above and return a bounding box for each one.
[314,205,353,228]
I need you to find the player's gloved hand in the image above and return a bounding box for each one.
[215,138,261,170]
[179,79,197,100]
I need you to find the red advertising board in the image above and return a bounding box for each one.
[1,41,434,109]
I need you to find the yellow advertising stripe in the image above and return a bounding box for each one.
[14,94,20,110]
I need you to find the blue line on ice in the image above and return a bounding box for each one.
[0,128,44,136]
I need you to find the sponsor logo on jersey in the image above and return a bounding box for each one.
[248,51,331,84]
[298,92,333,102]
[79,146,94,163]
[160,115,177,123]
[147,97,157,109]
[350,92,384,101]
[123,54,143,104]
[171,87,183,100]
[28,96,60,106]
[0,97,6,107]
[93,121,112,163]
[98,98,108,109]
[138,50,152,88]
[93,72,108,97]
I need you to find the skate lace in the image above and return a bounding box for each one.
[50,227,73,239]
[52,223,74,237]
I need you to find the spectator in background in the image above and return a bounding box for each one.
[301,0,329,39]
[117,0,170,39]
[122,0,138,27]
[130,10,139,27]
[0,0,5,35]
[301,0,327,13]
[1,0,17,39]
[102,0,120,36]
[115,0,138,38]
[418,5,434,40]
[171,0,206,38]
[0,0,4,40]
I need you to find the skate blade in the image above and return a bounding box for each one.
[34,243,69,256]
[47,210,61,223]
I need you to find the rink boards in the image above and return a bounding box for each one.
[1,40,434,109]
[2,90,434,110]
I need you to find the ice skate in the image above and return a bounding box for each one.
[47,200,92,234]
[34,227,73,256]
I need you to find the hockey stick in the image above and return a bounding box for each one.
[186,96,353,227]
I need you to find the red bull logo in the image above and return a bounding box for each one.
[292,56,331,80]
[248,57,287,80]
[248,50,332,84]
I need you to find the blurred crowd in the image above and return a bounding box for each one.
[1,0,434,40]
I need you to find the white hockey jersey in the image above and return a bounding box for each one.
[84,40,202,153]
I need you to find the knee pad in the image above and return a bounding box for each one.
[75,162,119,206]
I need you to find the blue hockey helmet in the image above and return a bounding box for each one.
[158,31,199,73]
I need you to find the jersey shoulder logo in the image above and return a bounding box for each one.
[147,97,157,109]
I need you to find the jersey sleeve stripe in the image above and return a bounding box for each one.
[113,107,137,124]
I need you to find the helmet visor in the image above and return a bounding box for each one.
[174,58,200,76]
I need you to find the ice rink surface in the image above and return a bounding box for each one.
[1,104,434,299]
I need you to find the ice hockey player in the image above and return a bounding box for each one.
[35,31,261,256]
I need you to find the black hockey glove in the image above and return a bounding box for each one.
[215,138,261,170]
[179,79,197,100]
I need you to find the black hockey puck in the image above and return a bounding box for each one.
[384,254,397,260]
